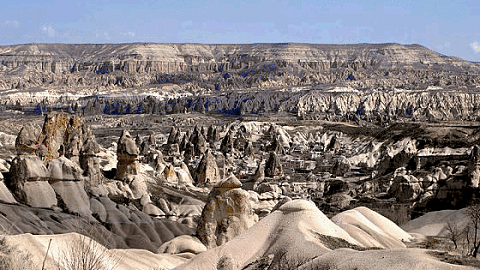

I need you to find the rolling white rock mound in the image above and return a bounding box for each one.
[299,248,475,270]
[4,232,188,270]
[331,206,413,249]
[401,208,470,237]
[175,200,428,270]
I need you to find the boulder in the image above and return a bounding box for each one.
[128,175,148,199]
[9,154,49,182]
[387,172,423,202]
[325,179,350,196]
[23,181,57,208]
[197,175,257,248]
[47,156,84,181]
[15,125,39,155]
[158,235,207,254]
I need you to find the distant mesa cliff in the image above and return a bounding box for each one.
[1,43,480,122]
[0,42,479,91]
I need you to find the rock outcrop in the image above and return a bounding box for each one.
[80,135,103,185]
[115,130,139,181]
[469,145,480,188]
[0,43,477,94]
[6,112,107,208]
[15,125,39,155]
[0,43,479,123]
[158,235,207,255]
[194,150,221,186]
[197,175,257,248]
[7,154,50,202]
[47,156,84,181]
[265,152,283,178]
[51,180,91,217]
[387,168,423,202]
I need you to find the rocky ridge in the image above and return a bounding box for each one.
[1,43,477,91]
[0,43,480,123]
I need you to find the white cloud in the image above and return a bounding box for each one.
[96,31,111,40]
[120,31,135,38]
[472,42,480,53]
[41,24,55,37]
[1,20,19,28]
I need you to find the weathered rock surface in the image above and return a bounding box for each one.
[9,155,49,182]
[265,151,283,178]
[47,156,84,181]
[197,175,257,248]
[0,180,17,204]
[157,235,207,255]
[80,135,103,185]
[116,130,139,181]
[15,125,39,155]
[51,181,91,217]
[468,144,480,188]
[1,43,478,94]
[38,112,79,162]
[0,201,195,252]
[23,181,57,208]
[387,168,423,202]
[194,150,221,186]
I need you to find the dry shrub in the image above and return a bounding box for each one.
[53,219,120,270]
[0,232,35,270]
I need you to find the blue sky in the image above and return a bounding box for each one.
[1,0,479,61]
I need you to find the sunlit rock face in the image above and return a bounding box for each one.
[194,150,221,186]
[115,129,139,181]
[0,43,479,123]
[0,43,477,92]
[197,175,257,248]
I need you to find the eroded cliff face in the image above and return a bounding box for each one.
[1,42,480,122]
[1,43,479,91]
